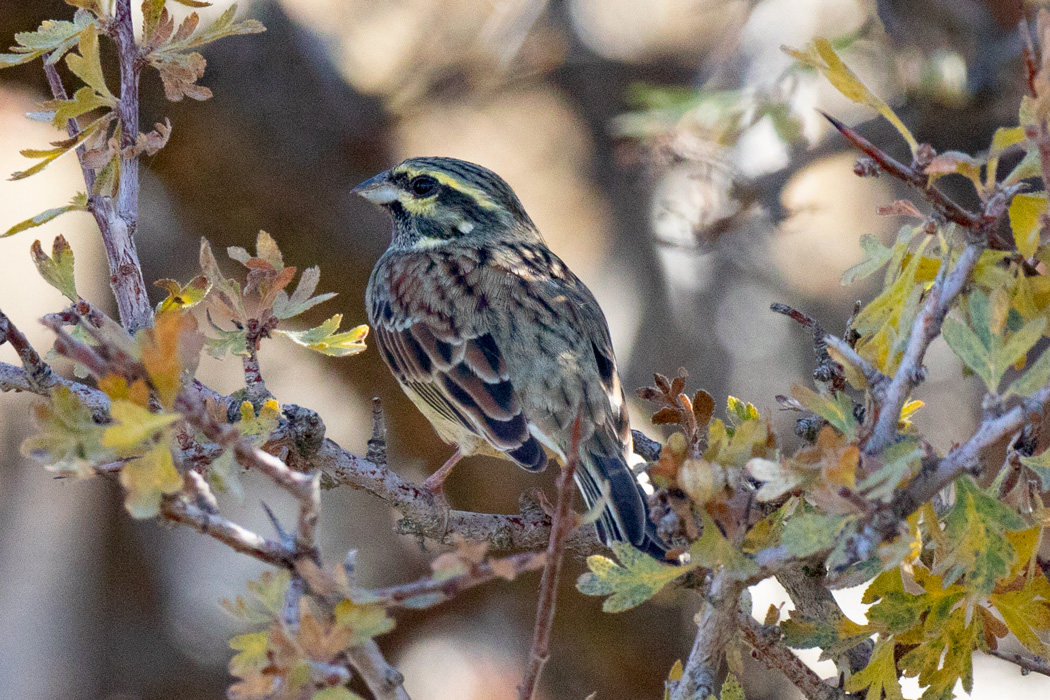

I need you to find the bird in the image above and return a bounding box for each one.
[355,156,666,556]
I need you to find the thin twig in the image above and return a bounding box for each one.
[345,641,411,700]
[820,111,979,230]
[242,316,276,401]
[160,496,292,567]
[985,647,1050,678]
[0,308,54,391]
[518,420,581,700]
[736,611,846,700]
[823,334,887,390]
[771,303,845,392]
[369,551,545,606]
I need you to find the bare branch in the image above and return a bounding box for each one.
[985,647,1050,678]
[345,641,411,700]
[369,551,545,606]
[670,572,742,700]
[737,611,846,700]
[820,111,979,231]
[823,334,887,391]
[160,496,291,567]
[242,316,276,401]
[0,360,110,415]
[518,421,581,700]
[0,308,54,391]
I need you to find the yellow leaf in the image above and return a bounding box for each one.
[785,38,918,155]
[102,400,180,451]
[1009,192,1047,259]
[275,315,369,357]
[155,275,211,312]
[119,443,182,518]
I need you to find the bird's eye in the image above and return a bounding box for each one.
[409,175,438,197]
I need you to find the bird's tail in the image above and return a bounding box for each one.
[574,452,668,558]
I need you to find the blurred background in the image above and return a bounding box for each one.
[1,0,1049,698]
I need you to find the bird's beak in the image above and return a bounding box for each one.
[351,171,399,205]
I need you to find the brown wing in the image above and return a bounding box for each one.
[372,318,547,471]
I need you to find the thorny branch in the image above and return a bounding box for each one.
[518,421,581,700]
[823,112,1023,456]
[736,611,846,700]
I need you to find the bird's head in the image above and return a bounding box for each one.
[352,157,538,249]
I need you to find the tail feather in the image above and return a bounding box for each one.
[575,452,667,557]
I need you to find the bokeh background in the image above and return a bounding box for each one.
[1,0,1050,698]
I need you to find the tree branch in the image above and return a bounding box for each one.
[368,551,545,606]
[985,647,1050,678]
[315,436,601,552]
[42,1,152,332]
[0,360,110,414]
[0,308,54,391]
[160,496,291,567]
[670,571,743,700]
[345,641,411,700]
[518,422,580,700]
[736,611,846,700]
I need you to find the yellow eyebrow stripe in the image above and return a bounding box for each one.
[395,167,499,210]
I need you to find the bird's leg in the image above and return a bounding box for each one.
[423,449,463,496]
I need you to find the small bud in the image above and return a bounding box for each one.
[854,157,880,177]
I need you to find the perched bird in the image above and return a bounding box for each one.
[355,157,665,556]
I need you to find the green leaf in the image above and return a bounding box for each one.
[44,85,114,128]
[842,233,894,285]
[790,385,857,438]
[207,448,243,501]
[936,477,1028,594]
[272,266,337,319]
[942,317,994,389]
[334,600,395,645]
[988,573,1050,657]
[844,639,903,700]
[1,14,95,69]
[782,512,851,558]
[276,315,369,357]
[3,193,88,238]
[65,24,114,100]
[10,112,111,180]
[997,317,1046,374]
[857,437,921,502]
[1008,192,1047,259]
[784,38,918,154]
[174,4,267,49]
[204,327,248,358]
[576,541,693,612]
[689,511,759,580]
[1020,449,1050,490]
[30,235,79,300]
[20,385,111,477]
[718,673,745,700]
[228,631,269,678]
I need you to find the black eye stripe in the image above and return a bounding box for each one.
[409,175,439,196]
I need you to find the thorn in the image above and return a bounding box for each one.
[261,501,292,545]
